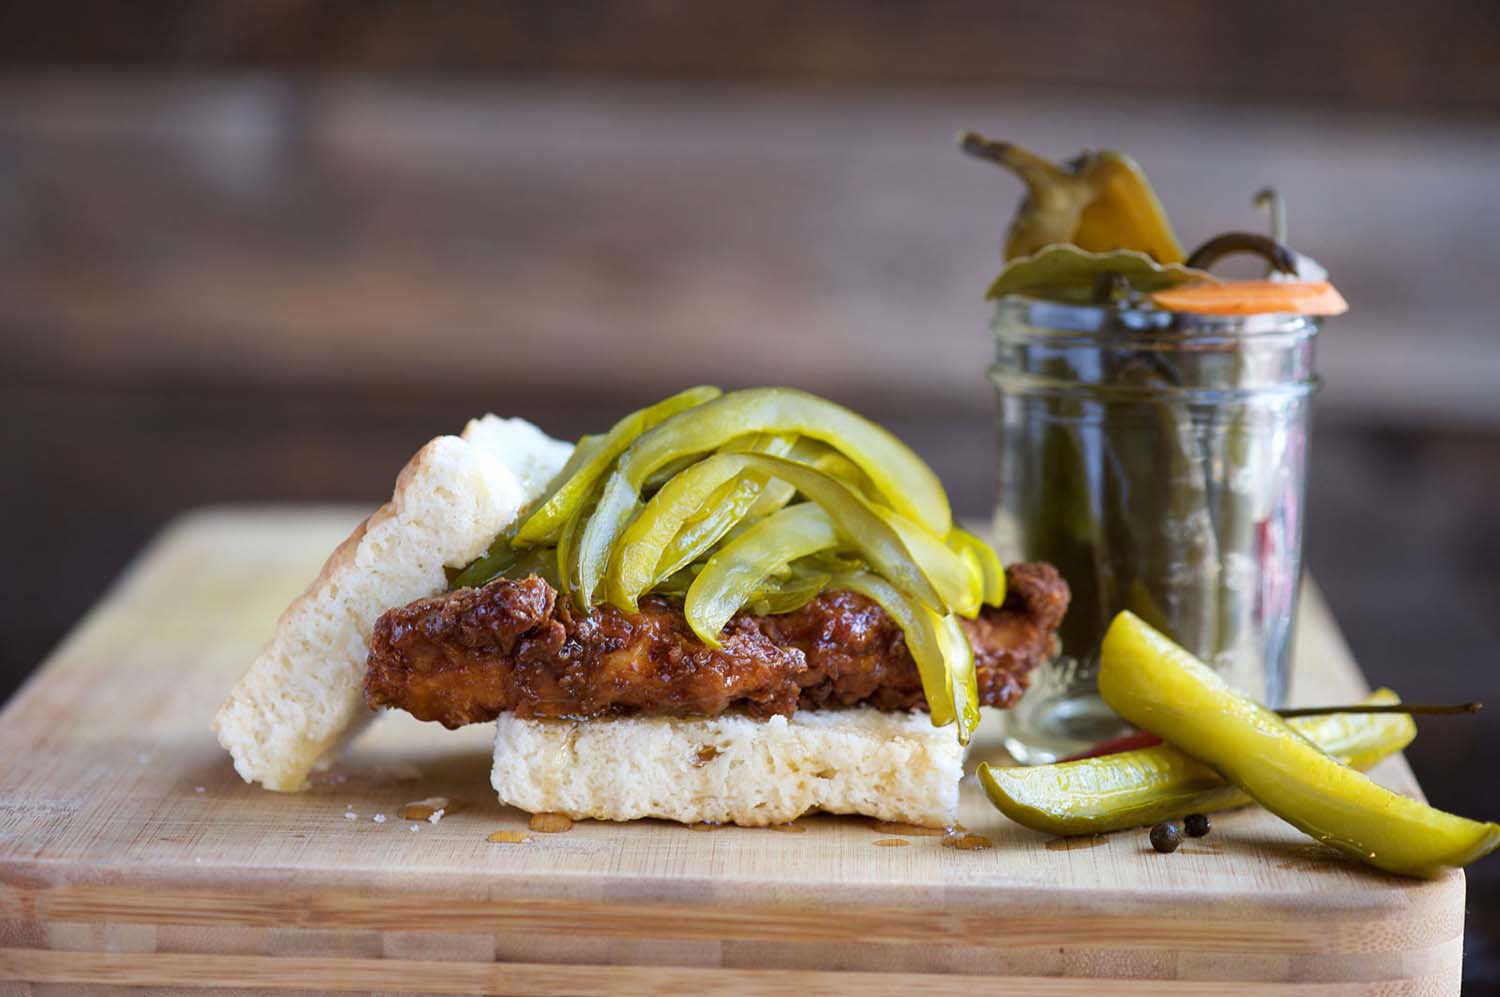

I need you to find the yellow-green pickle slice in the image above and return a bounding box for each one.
[948,527,1007,607]
[573,388,954,608]
[830,569,977,741]
[1098,612,1500,877]
[614,387,952,534]
[607,435,796,610]
[514,385,721,546]
[684,502,842,643]
[979,689,1416,837]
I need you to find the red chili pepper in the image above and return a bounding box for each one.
[1058,730,1163,762]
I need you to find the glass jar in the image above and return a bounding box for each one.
[990,295,1320,763]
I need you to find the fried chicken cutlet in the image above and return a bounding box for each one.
[365,562,1068,727]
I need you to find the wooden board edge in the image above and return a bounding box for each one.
[1,876,1467,958]
[0,947,1464,996]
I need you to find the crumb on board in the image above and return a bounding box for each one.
[343,812,357,821]
[373,814,386,824]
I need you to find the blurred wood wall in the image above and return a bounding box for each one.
[3,0,1500,116]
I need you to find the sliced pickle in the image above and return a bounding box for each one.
[684,502,842,644]
[979,689,1416,837]
[833,570,976,744]
[607,436,795,611]
[743,567,832,617]
[877,508,981,618]
[513,385,720,546]
[947,528,1006,606]
[447,535,562,591]
[1099,612,1500,877]
[616,388,950,535]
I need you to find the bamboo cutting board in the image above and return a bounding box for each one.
[0,507,1467,995]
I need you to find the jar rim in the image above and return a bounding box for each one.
[992,293,1320,345]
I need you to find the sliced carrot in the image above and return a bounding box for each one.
[1151,280,1348,317]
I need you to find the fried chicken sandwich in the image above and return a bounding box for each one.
[215,387,1067,827]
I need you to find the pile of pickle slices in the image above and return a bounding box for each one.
[450,386,1005,743]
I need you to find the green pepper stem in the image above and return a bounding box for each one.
[1276,702,1481,718]
[957,131,1060,189]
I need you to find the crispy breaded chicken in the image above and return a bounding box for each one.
[364,563,1068,727]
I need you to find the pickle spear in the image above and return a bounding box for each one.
[979,689,1415,837]
[1099,612,1500,876]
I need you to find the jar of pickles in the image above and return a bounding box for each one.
[990,297,1321,761]
[956,131,1343,762]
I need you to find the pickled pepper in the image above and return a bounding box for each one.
[960,133,1185,264]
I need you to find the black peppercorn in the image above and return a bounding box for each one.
[1149,820,1182,853]
[1184,813,1211,838]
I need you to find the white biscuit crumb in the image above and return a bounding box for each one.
[427,808,445,824]
[373,814,386,824]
